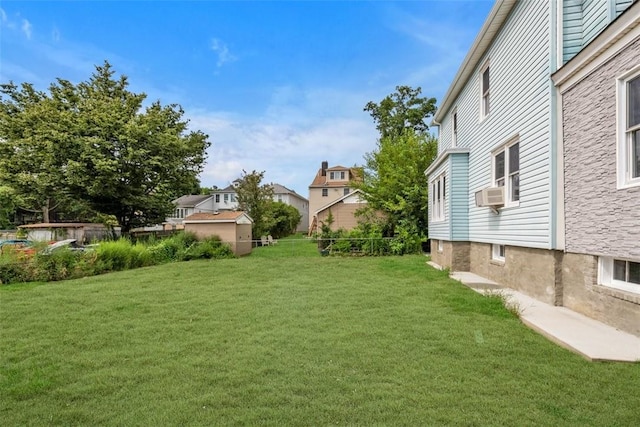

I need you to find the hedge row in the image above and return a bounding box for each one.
[0,233,234,285]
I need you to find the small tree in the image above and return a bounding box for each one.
[265,202,301,239]
[234,170,274,237]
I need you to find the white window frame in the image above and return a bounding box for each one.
[330,172,335,180]
[224,194,229,203]
[480,61,490,120]
[616,65,640,189]
[452,108,458,148]
[491,244,505,262]
[343,188,350,196]
[491,137,520,207]
[431,173,446,222]
[599,257,640,294]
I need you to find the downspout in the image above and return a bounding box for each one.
[549,0,559,250]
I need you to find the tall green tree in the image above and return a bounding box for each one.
[234,170,274,237]
[363,85,437,140]
[0,80,84,222]
[357,85,439,241]
[0,62,211,232]
[354,130,437,237]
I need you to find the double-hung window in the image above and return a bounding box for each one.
[431,174,446,222]
[322,188,328,197]
[617,69,640,188]
[481,63,490,119]
[493,140,520,205]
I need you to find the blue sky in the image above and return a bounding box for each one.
[0,0,493,197]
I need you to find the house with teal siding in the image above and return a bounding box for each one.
[426,0,638,336]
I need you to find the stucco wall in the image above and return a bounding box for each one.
[184,222,252,256]
[562,37,640,259]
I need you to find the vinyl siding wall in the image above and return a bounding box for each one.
[444,0,553,249]
[563,0,633,64]
[450,153,470,241]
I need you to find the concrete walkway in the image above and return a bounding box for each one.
[437,267,640,362]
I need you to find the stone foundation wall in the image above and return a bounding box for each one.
[430,240,470,271]
[432,240,640,336]
[469,243,560,305]
[562,252,640,336]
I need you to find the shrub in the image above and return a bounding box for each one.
[32,249,84,282]
[96,239,137,272]
[184,236,234,260]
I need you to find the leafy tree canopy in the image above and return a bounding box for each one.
[0,61,211,232]
[265,201,302,239]
[234,170,275,237]
[363,85,437,140]
[354,130,437,239]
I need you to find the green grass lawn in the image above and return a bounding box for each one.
[1,237,639,425]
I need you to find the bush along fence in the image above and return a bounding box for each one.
[0,232,234,285]
[317,236,422,256]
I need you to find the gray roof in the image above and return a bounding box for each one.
[273,183,309,202]
[172,194,213,207]
[212,185,236,193]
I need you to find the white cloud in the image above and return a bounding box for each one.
[21,19,32,39]
[0,8,7,23]
[210,38,237,68]
[187,86,379,195]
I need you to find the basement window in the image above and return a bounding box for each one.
[599,257,640,294]
[491,244,505,262]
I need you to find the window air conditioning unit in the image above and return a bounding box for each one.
[475,187,505,207]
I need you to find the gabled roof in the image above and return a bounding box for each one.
[272,183,309,202]
[183,211,253,223]
[433,0,518,122]
[315,189,366,214]
[172,194,213,207]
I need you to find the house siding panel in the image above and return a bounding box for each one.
[582,0,608,46]
[441,0,552,249]
[450,153,469,241]
[562,36,640,259]
[616,0,633,16]
[563,0,584,63]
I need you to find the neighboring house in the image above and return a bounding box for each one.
[272,183,310,232]
[308,161,362,233]
[165,194,216,229]
[314,189,368,234]
[426,0,638,335]
[211,185,239,211]
[183,211,253,256]
[551,2,640,335]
